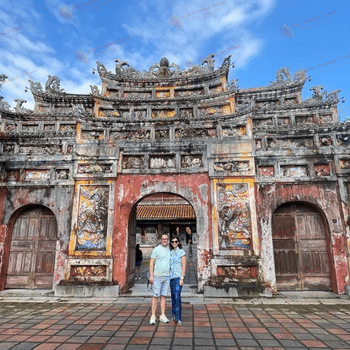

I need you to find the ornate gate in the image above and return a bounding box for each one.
[6,207,57,289]
[272,203,331,290]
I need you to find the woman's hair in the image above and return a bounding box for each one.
[136,244,140,250]
[170,235,183,250]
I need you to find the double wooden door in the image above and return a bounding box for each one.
[6,207,57,289]
[127,209,137,289]
[272,203,331,290]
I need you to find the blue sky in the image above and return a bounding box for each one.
[0,0,349,120]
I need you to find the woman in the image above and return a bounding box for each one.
[170,236,186,325]
[135,244,143,279]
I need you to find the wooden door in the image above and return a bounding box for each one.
[127,209,136,288]
[6,207,57,289]
[272,203,331,290]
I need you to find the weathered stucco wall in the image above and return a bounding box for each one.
[256,182,349,294]
[112,173,212,293]
[0,186,74,290]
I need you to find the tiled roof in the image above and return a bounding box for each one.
[136,205,195,219]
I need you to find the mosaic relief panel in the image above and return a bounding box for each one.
[285,98,297,105]
[181,155,203,168]
[175,128,217,139]
[56,169,69,180]
[6,170,20,182]
[22,124,38,132]
[3,144,15,153]
[253,119,273,127]
[66,145,73,154]
[110,129,150,141]
[200,105,229,116]
[78,164,112,174]
[5,124,16,131]
[155,90,170,98]
[180,109,193,118]
[217,266,253,278]
[277,117,290,125]
[255,139,262,150]
[44,124,56,131]
[295,115,314,124]
[319,136,332,146]
[281,165,308,178]
[150,155,175,169]
[174,89,203,97]
[25,170,50,181]
[214,160,250,174]
[122,156,144,169]
[71,265,106,277]
[339,159,350,169]
[255,100,280,108]
[267,137,314,148]
[258,166,274,177]
[82,130,104,141]
[155,130,169,139]
[133,110,147,119]
[222,126,246,137]
[76,186,108,250]
[19,145,62,154]
[60,124,75,132]
[314,164,330,177]
[122,91,151,98]
[217,183,252,250]
[336,134,350,146]
[151,110,176,119]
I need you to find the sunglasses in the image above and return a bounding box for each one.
[171,240,179,243]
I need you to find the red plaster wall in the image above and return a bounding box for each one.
[112,173,212,293]
[255,182,349,294]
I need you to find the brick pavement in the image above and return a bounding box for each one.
[1,299,350,349]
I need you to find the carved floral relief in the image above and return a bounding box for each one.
[214,160,249,174]
[60,124,75,132]
[71,265,106,277]
[175,128,217,139]
[258,166,274,177]
[295,116,314,124]
[3,144,15,153]
[217,183,252,250]
[76,186,108,250]
[222,126,246,137]
[22,124,38,132]
[82,130,104,140]
[150,156,175,169]
[180,109,193,118]
[151,110,176,118]
[44,124,56,131]
[281,165,308,178]
[122,156,144,169]
[155,130,169,139]
[25,170,50,181]
[111,129,150,141]
[56,169,69,180]
[181,155,203,168]
[5,124,16,131]
[78,164,112,174]
[174,89,203,97]
[314,164,330,177]
[217,266,252,278]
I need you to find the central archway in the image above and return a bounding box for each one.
[127,193,197,289]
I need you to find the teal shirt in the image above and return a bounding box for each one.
[151,244,170,277]
[170,248,186,279]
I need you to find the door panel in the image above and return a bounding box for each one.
[273,203,331,290]
[127,209,137,288]
[6,207,57,289]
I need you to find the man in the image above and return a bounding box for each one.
[149,233,170,325]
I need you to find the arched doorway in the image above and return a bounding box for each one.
[6,206,57,289]
[272,202,332,290]
[127,193,197,289]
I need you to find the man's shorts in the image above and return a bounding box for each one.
[152,275,170,297]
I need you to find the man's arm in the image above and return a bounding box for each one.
[149,258,155,283]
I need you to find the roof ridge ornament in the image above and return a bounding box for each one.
[45,75,65,95]
[27,80,43,93]
[14,98,31,114]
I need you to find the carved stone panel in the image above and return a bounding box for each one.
[44,124,56,131]
[267,138,314,148]
[155,130,169,139]
[5,124,17,131]
[253,119,273,127]
[151,109,175,118]
[175,128,217,139]
[149,155,175,169]
[277,117,290,125]
[25,170,50,181]
[122,156,144,169]
[174,89,203,97]
[78,164,112,174]
[214,160,250,174]
[71,265,107,277]
[216,183,252,250]
[22,124,38,132]
[255,139,262,149]
[280,165,308,178]
[217,266,256,279]
[200,105,229,116]
[295,115,314,124]
[6,170,20,182]
[110,129,150,141]
[340,159,350,169]
[76,186,109,251]
[60,124,75,132]
[285,98,297,105]
[319,136,332,146]
[314,164,330,177]
[336,134,350,146]
[258,166,274,177]
[133,110,147,119]
[56,169,69,180]
[19,145,62,154]
[181,155,203,168]
[3,144,15,153]
[122,91,151,98]
[222,126,246,137]
[82,130,104,141]
[180,109,193,118]
[155,90,170,98]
